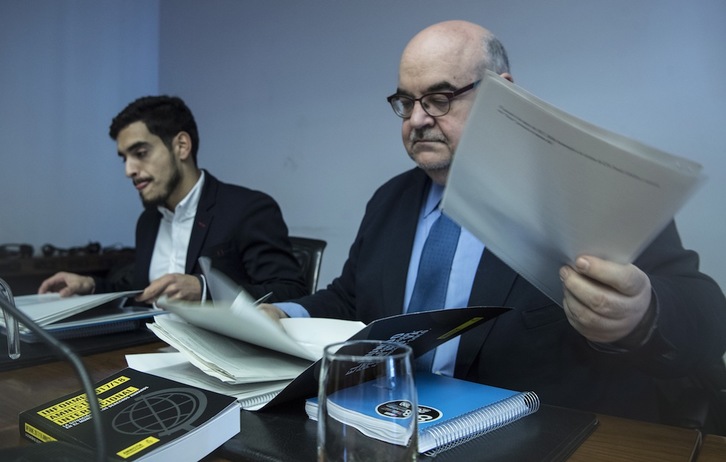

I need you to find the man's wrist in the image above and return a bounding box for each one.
[614,293,659,350]
[591,291,659,353]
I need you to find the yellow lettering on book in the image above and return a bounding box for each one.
[117,436,160,459]
[36,383,141,426]
[24,423,57,443]
[37,394,91,425]
[96,375,131,395]
[48,409,90,426]
[100,386,140,407]
[37,394,87,418]
[437,317,484,340]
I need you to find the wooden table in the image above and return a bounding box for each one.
[698,434,726,462]
[569,413,700,461]
[0,342,709,461]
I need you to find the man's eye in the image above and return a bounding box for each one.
[426,94,449,107]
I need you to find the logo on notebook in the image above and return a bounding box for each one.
[417,405,442,423]
[376,400,414,419]
[375,401,443,423]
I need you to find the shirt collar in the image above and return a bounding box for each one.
[423,182,445,219]
[158,170,205,220]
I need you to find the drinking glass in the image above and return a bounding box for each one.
[317,340,417,462]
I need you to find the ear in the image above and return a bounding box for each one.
[173,132,193,161]
[500,72,514,83]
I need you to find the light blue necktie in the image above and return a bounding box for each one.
[408,211,461,371]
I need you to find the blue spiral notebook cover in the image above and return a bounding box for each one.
[307,371,539,454]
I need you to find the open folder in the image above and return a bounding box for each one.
[0,290,161,342]
[443,70,705,305]
[135,259,511,410]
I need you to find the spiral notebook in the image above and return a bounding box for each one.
[306,372,539,455]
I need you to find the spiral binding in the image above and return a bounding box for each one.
[419,391,540,456]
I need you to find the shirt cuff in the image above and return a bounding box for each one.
[275,302,311,318]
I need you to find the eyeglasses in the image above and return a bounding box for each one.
[386,80,482,118]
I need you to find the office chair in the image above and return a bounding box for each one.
[289,236,327,294]
[658,358,726,435]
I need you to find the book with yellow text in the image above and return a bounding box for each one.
[19,367,240,461]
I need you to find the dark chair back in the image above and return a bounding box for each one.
[658,359,726,435]
[289,236,327,294]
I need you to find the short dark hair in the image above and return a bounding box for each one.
[484,36,510,75]
[109,95,200,164]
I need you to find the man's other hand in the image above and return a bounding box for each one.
[136,273,202,303]
[38,272,95,297]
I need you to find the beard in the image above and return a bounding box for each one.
[140,165,182,208]
[408,151,452,171]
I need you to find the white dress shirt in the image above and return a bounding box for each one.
[148,171,206,298]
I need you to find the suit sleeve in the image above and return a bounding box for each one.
[214,192,308,302]
[290,179,398,321]
[616,221,726,375]
[290,208,370,321]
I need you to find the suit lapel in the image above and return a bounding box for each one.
[455,249,518,377]
[134,209,161,288]
[185,173,216,273]
[380,170,431,316]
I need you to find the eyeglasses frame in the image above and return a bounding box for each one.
[386,79,482,118]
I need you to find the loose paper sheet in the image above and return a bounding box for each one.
[126,352,292,410]
[442,71,705,305]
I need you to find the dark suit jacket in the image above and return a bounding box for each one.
[296,167,726,422]
[99,171,307,302]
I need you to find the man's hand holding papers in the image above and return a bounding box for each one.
[139,260,365,408]
[442,70,705,346]
[156,291,364,362]
[559,256,653,344]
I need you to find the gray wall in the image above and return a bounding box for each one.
[2,0,725,295]
[0,0,159,252]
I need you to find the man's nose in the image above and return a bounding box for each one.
[124,158,138,178]
[408,101,435,128]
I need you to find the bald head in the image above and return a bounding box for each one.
[400,21,510,87]
[394,21,511,185]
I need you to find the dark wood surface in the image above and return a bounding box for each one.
[0,341,709,461]
[569,413,700,461]
[698,434,726,462]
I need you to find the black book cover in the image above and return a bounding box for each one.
[261,306,511,410]
[19,367,240,461]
